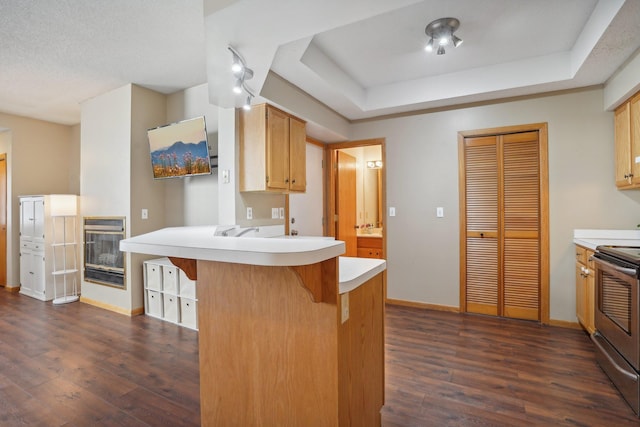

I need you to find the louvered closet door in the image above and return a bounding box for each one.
[462,131,542,321]
[502,132,540,321]
[464,136,499,316]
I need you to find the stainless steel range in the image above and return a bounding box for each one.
[592,245,640,415]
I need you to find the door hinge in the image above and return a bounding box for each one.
[266,176,269,183]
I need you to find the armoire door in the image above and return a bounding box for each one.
[459,124,548,322]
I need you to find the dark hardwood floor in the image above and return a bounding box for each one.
[1,290,639,426]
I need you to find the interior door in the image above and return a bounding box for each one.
[336,151,357,256]
[460,126,546,322]
[0,154,6,285]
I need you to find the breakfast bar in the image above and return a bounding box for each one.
[120,226,386,426]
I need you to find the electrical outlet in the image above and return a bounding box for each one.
[246,207,253,220]
[272,208,279,219]
[279,207,285,219]
[141,209,148,219]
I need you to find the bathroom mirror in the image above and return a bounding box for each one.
[339,145,382,235]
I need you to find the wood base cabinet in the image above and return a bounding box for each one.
[575,245,595,333]
[357,236,383,259]
[197,258,384,426]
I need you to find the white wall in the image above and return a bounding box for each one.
[80,85,134,310]
[347,87,640,322]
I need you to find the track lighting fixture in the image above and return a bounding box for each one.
[228,45,254,109]
[424,17,463,56]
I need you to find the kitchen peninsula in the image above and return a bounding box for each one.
[120,226,386,426]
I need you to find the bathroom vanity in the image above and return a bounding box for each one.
[120,226,386,426]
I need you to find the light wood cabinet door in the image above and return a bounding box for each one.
[575,245,595,334]
[266,107,290,191]
[614,91,640,189]
[631,93,640,186]
[288,116,306,192]
[615,101,632,187]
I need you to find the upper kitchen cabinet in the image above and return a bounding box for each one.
[239,103,306,193]
[614,91,640,189]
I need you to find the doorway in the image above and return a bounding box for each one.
[458,124,549,323]
[0,153,5,286]
[327,138,386,262]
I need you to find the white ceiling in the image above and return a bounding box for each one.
[1,0,640,128]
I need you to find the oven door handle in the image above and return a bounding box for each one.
[591,332,639,382]
[591,256,638,276]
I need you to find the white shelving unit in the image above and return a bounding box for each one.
[19,194,79,302]
[50,195,79,304]
[144,258,198,330]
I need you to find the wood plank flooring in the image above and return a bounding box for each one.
[1,290,638,426]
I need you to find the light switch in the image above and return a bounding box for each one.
[222,169,230,184]
[279,207,285,219]
[141,208,148,219]
[389,207,396,217]
[437,207,444,217]
[272,208,279,219]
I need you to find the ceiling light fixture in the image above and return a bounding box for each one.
[228,45,255,109]
[424,17,463,55]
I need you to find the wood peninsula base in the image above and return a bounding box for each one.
[197,257,384,427]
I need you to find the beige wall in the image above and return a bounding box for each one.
[349,87,640,322]
[0,113,74,288]
[166,83,220,226]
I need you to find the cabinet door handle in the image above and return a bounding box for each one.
[285,178,289,183]
[292,179,296,184]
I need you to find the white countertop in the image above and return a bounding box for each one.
[339,257,386,294]
[120,226,345,267]
[573,229,640,250]
[121,226,387,294]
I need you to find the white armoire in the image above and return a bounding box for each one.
[19,195,79,301]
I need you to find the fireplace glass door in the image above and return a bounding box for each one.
[84,217,125,288]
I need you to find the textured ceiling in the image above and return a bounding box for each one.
[1,0,640,128]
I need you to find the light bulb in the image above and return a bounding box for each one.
[231,62,243,74]
[243,96,252,111]
[233,79,243,94]
[425,38,434,52]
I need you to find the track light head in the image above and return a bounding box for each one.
[243,95,252,111]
